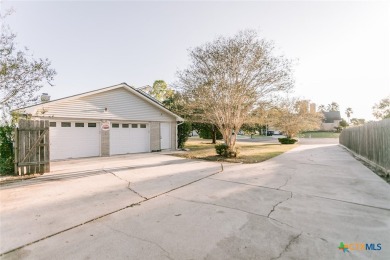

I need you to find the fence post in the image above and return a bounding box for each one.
[44,120,50,172]
[14,127,19,175]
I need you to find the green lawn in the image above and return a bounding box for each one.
[297,131,340,138]
[172,138,297,164]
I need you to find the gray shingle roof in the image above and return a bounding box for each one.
[322,111,342,123]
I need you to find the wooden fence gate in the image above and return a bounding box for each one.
[14,119,50,175]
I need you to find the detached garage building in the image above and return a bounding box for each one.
[16,83,183,160]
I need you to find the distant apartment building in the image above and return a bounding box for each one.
[321,111,342,131]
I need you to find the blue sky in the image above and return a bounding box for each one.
[1,0,389,120]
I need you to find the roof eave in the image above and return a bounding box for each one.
[13,82,184,121]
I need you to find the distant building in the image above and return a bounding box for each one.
[321,111,342,131]
[298,100,316,114]
[298,100,309,113]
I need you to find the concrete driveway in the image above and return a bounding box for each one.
[1,142,389,259]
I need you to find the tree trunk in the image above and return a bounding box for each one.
[222,128,231,147]
[221,127,238,157]
[211,125,216,144]
[229,134,237,149]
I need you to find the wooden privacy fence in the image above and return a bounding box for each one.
[14,119,50,175]
[339,119,390,174]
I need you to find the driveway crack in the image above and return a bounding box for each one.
[103,169,148,200]
[103,224,174,260]
[208,177,390,211]
[167,195,269,219]
[167,195,301,231]
[127,183,148,200]
[267,192,293,218]
[270,232,302,260]
[277,175,292,190]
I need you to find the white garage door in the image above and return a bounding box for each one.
[50,121,100,160]
[110,123,150,155]
[160,122,171,150]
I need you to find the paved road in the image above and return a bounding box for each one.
[1,143,389,259]
[236,135,340,145]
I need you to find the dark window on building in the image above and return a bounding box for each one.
[131,124,138,128]
[75,123,84,127]
[88,123,96,127]
[61,122,71,127]
[112,123,119,128]
[140,124,147,128]
[122,124,129,128]
[49,122,56,127]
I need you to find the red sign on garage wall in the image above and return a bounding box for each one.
[101,122,110,131]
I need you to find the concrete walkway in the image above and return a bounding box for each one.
[1,143,389,259]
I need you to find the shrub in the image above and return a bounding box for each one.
[278,138,298,144]
[177,121,192,149]
[215,143,229,156]
[334,126,342,133]
[0,124,15,175]
[215,144,239,158]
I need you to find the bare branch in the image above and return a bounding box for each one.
[0,14,56,122]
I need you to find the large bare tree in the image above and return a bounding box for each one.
[177,30,293,155]
[0,13,56,122]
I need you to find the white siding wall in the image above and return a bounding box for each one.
[321,122,338,131]
[28,88,175,122]
[321,120,341,131]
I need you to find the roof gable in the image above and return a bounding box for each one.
[17,83,183,121]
